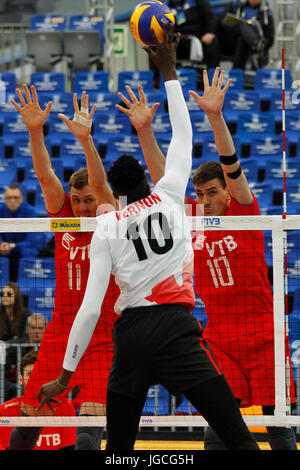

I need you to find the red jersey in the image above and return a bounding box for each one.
[189,195,274,339]
[49,193,119,344]
[0,396,76,450]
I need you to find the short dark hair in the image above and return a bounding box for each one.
[192,161,226,187]
[107,155,150,203]
[20,350,38,376]
[5,185,23,194]
[69,168,89,191]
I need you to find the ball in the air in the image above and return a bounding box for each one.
[129,1,175,46]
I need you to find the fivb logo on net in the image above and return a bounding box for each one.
[95,197,206,244]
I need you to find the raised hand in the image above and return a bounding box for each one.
[143,24,180,81]
[58,90,96,143]
[116,85,160,133]
[189,68,232,118]
[11,84,52,131]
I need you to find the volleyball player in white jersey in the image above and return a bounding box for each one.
[37,27,259,451]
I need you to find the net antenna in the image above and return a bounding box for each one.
[282,47,292,413]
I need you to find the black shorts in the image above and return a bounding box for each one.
[107,304,221,399]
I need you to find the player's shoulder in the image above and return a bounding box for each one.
[0,397,21,415]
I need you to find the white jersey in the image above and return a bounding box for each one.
[63,79,194,372]
[95,185,195,314]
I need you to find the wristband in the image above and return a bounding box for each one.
[56,378,68,390]
[227,166,242,180]
[220,153,238,165]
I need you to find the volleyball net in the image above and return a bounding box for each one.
[0,214,300,428]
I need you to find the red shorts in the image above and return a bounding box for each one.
[204,331,295,407]
[23,321,114,409]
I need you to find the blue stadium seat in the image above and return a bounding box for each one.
[142,385,170,416]
[249,182,274,214]
[151,112,171,136]
[255,68,293,102]
[28,286,55,321]
[144,91,166,111]
[30,72,65,93]
[31,189,48,217]
[176,68,197,92]
[270,89,300,120]
[208,68,244,90]
[24,158,63,183]
[184,91,203,113]
[240,158,259,183]
[3,114,28,138]
[175,395,198,415]
[0,72,16,94]
[264,159,300,186]
[59,136,85,158]
[0,91,18,116]
[88,92,120,113]
[287,231,300,278]
[105,134,143,162]
[0,257,9,285]
[237,112,275,136]
[47,113,71,136]
[250,135,283,162]
[285,110,300,136]
[263,229,273,267]
[202,134,241,159]
[30,14,67,31]
[190,112,212,134]
[0,160,17,188]
[192,297,207,328]
[18,258,56,294]
[224,90,260,115]
[286,184,300,215]
[68,14,105,51]
[159,68,197,94]
[73,71,109,93]
[38,92,73,115]
[93,112,133,156]
[118,70,154,93]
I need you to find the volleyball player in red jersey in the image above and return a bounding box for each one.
[0,350,76,450]
[9,86,119,450]
[117,68,297,450]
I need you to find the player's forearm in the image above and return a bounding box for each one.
[62,306,101,373]
[28,127,54,182]
[137,126,165,184]
[207,112,236,157]
[80,135,117,209]
[164,80,193,176]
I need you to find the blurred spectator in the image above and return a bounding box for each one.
[19,312,48,344]
[0,282,31,341]
[0,350,76,451]
[167,0,220,67]
[4,313,47,400]
[0,185,45,281]
[150,0,220,87]
[218,0,274,69]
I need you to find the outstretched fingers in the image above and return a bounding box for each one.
[23,83,32,104]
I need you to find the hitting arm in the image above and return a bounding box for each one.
[156,80,193,199]
[144,28,192,199]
